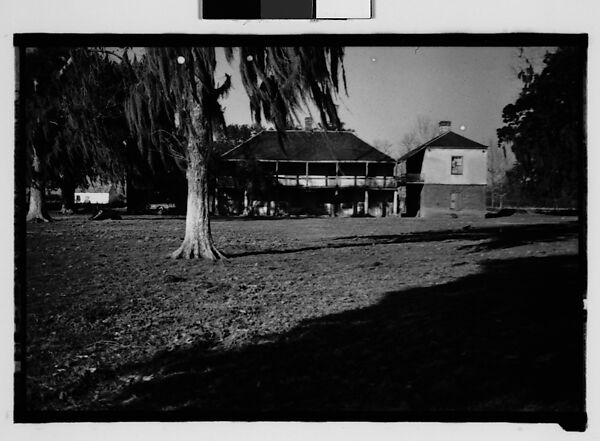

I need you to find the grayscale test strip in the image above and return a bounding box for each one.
[202,0,372,19]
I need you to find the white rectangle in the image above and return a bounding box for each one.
[75,192,110,204]
[316,0,371,19]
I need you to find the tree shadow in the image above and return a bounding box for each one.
[455,222,580,252]
[213,215,329,222]
[93,253,584,421]
[229,221,580,257]
[119,216,187,221]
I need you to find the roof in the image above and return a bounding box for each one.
[213,142,238,156]
[222,130,395,162]
[399,131,488,161]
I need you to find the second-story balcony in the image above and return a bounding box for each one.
[218,174,397,189]
[398,173,425,184]
[275,175,396,188]
[219,160,399,189]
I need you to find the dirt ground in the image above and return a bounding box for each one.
[20,213,585,419]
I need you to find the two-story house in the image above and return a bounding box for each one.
[398,121,487,217]
[218,121,397,217]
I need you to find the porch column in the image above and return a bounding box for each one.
[393,189,399,215]
[364,189,369,216]
[305,161,309,186]
[243,190,249,215]
[334,189,339,217]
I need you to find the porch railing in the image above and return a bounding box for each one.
[275,175,397,188]
[219,175,398,188]
[398,173,425,184]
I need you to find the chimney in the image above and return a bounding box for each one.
[439,120,451,134]
[304,117,313,131]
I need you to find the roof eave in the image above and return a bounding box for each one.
[398,144,427,161]
[398,131,487,161]
[220,129,266,159]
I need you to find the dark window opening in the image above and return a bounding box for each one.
[451,156,463,175]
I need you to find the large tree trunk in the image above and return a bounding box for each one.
[26,147,51,222]
[171,140,224,260]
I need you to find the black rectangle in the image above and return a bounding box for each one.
[203,0,316,19]
[203,0,261,19]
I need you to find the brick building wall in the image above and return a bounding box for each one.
[420,184,486,217]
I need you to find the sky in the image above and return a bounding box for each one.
[214,46,553,159]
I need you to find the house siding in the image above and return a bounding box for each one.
[421,148,487,185]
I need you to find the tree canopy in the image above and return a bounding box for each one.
[57,49,132,186]
[497,47,585,207]
[22,48,72,219]
[22,48,133,217]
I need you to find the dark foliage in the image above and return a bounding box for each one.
[497,47,585,207]
[57,49,132,188]
[22,48,135,213]
[22,48,69,185]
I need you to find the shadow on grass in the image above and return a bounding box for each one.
[228,221,580,257]
[213,215,328,222]
[88,253,585,423]
[119,216,187,221]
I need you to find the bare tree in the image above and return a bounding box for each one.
[372,139,396,159]
[399,115,437,154]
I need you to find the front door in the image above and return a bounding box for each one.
[450,192,460,210]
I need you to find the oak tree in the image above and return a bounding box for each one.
[125,47,346,259]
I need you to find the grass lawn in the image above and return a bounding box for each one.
[20,213,585,419]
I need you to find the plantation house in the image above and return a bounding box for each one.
[398,121,488,217]
[75,120,487,219]
[217,119,398,217]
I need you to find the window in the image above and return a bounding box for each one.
[451,156,463,175]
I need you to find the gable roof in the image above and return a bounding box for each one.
[399,131,487,161]
[222,130,395,162]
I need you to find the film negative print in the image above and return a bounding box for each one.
[203,0,372,19]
